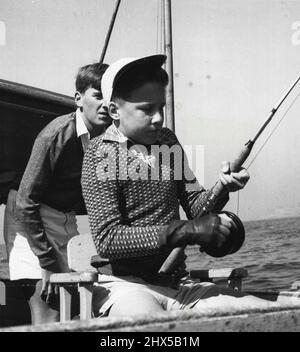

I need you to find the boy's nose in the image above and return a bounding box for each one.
[152,110,164,126]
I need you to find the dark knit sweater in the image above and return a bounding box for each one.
[16,112,86,271]
[82,125,228,280]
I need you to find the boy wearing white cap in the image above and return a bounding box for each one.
[82,55,269,317]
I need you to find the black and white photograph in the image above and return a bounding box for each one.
[1,0,300,335]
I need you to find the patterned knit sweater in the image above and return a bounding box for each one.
[81,125,228,279]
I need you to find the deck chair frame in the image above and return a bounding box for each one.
[50,234,248,322]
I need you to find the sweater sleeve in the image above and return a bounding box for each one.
[177,166,229,219]
[15,130,64,272]
[81,141,168,260]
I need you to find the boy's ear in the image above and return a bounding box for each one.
[108,102,120,121]
[74,91,83,108]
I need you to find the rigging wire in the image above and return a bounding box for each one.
[99,0,121,63]
[156,0,165,54]
[161,0,165,54]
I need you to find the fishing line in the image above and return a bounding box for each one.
[246,89,300,169]
[237,190,240,215]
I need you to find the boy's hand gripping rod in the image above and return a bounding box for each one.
[159,75,300,275]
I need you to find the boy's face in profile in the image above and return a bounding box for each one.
[116,81,166,145]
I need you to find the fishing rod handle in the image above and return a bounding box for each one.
[158,247,184,275]
[210,140,254,198]
[230,140,254,172]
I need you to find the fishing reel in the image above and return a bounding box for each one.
[200,211,245,258]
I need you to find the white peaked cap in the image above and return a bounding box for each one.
[101,54,167,105]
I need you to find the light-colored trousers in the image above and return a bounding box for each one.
[4,189,79,280]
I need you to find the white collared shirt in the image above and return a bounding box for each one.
[75,109,90,152]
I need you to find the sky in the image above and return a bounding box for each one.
[1,0,300,243]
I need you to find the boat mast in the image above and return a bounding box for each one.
[164,0,175,132]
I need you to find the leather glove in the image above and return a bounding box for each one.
[161,213,233,249]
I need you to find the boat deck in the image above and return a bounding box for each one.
[1,285,300,331]
[1,300,300,332]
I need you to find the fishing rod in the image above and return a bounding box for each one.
[159,74,300,275]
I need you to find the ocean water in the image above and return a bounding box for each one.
[1,216,300,291]
[185,216,300,291]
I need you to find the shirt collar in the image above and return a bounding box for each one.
[102,123,128,143]
[103,124,158,167]
[75,109,90,139]
[103,123,166,146]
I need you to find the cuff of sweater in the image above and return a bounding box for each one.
[26,232,61,272]
[38,254,60,272]
[194,188,229,216]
